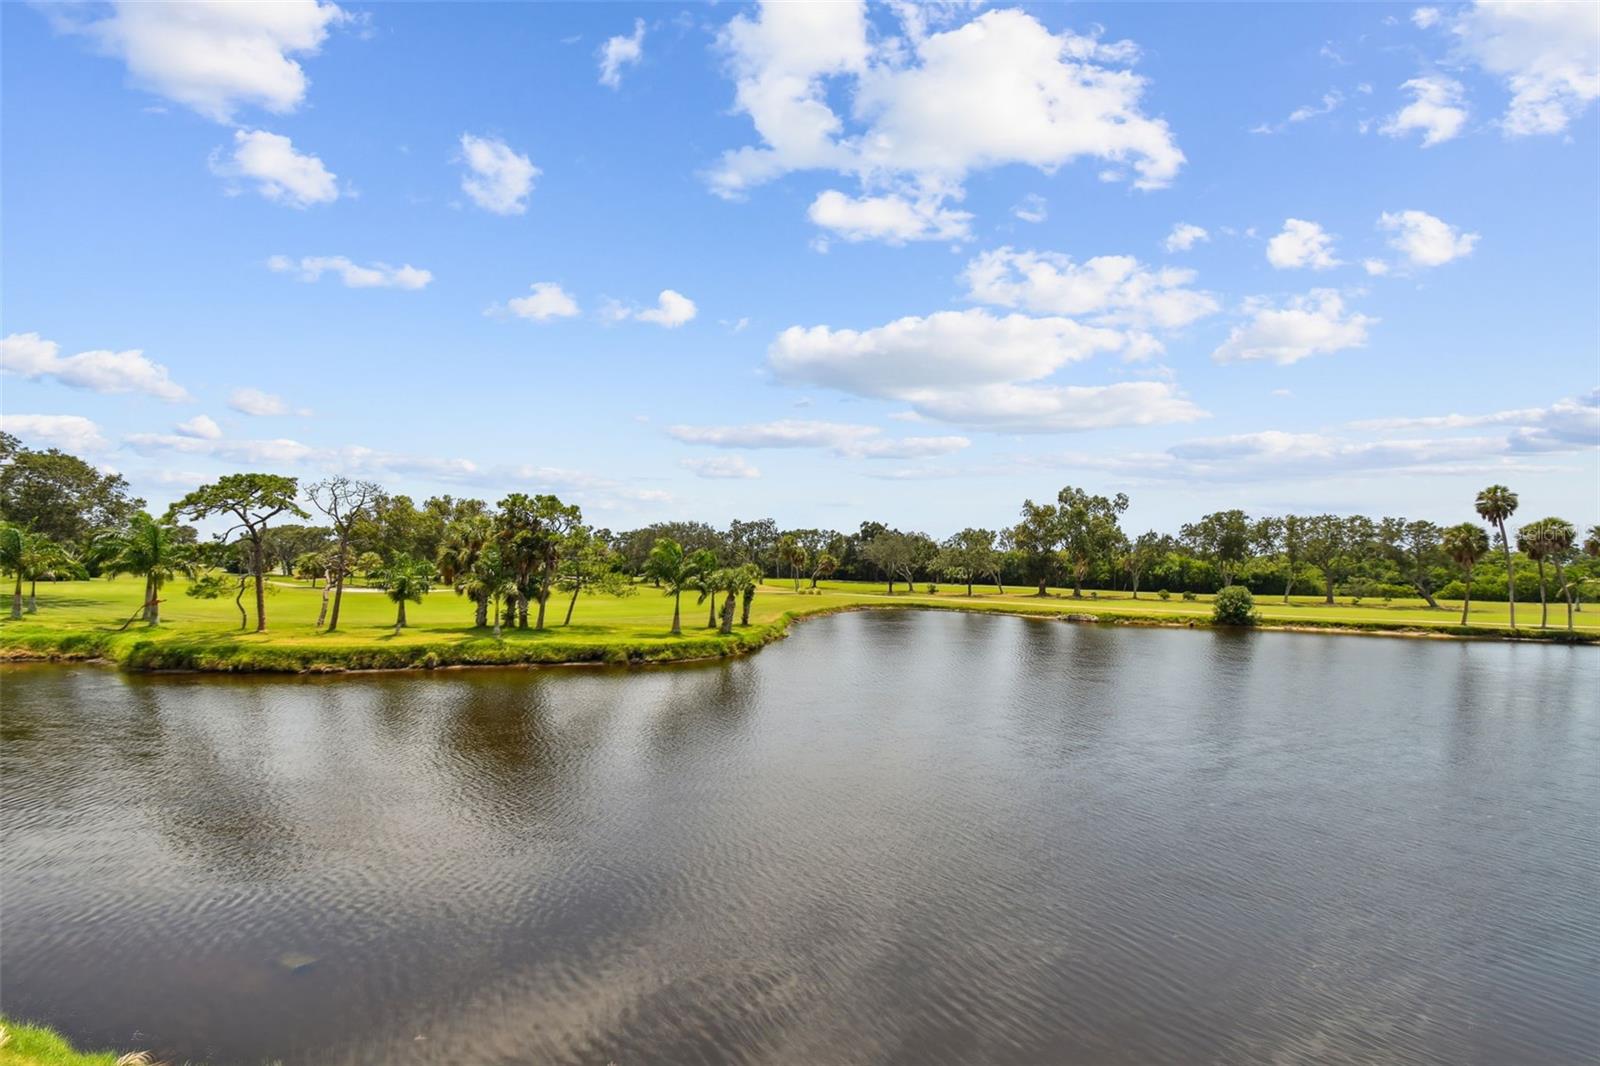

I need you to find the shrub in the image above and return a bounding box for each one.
[1181,590,1197,601]
[1212,585,1258,626]
[926,583,938,594]
[1157,589,1171,601]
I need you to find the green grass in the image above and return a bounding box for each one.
[1,574,1594,673]
[0,1019,137,1066]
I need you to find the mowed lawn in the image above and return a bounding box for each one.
[2,575,1594,657]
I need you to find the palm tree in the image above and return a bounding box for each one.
[461,546,520,639]
[102,512,195,625]
[0,523,32,620]
[1475,485,1519,627]
[810,551,838,589]
[376,553,434,634]
[644,538,715,635]
[776,535,806,592]
[1531,518,1577,632]
[1441,522,1490,626]
[437,514,494,628]
[737,563,762,626]
[1516,521,1555,629]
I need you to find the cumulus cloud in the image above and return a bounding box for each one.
[1378,209,1479,267]
[506,282,581,321]
[458,134,538,215]
[808,189,972,243]
[1351,390,1598,454]
[1163,222,1209,252]
[0,414,109,453]
[666,419,970,458]
[55,0,347,122]
[1212,290,1375,365]
[124,432,318,465]
[1380,76,1469,146]
[598,19,645,88]
[1266,219,1341,269]
[211,129,338,207]
[268,254,431,288]
[1449,1,1600,136]
[634,290,698,328]
[681,455,761,479]
[228,387,307,417]
[963,247,1219,334]
[1412,7,1442,29]
[0,331,189,401]
[709,4,1183,242]
[174,414,222,440]
[765,308,1203,431]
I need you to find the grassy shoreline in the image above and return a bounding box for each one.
[2,577,1594,674]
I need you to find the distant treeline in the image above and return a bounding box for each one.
[2,431,1596,633]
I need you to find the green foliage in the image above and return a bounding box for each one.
[1181,590,1197,601]
[0,1016,128,1066]
[1157,589,1171,600]
[1212,585,1258,626]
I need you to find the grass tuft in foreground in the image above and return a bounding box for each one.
[0,1021,151,1066]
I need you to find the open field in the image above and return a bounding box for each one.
[1,574,1593,673]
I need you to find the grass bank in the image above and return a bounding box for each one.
[1,577,1593,674]
[0,1020,142,1066]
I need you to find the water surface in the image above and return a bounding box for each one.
[3,612,1597,1064]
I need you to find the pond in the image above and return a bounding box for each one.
[3,612,1597,1065]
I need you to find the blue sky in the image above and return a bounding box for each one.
[3,1,1596,536]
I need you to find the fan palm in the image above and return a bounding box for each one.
[1441,522,1490,626]
[1530,518,1577,631]
[437,514,494,628]
[1474,485,1519,627]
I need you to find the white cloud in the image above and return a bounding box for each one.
[174,414,222,440]
[268,254,431,288]
[458,134,538,215]
[1163,222,1209,252]
[506,282,581,321]
[211,129,338,207]
[1363,258,1391,276]
[228,387,306,417]
[766,308,1203,431]
[666,419,971,458]
[0,331,189,401]
[634,290,698,328]
[598,19,645,88]
[1012,194,1048,224]
[963,247,1218,332]
[1449,1,1600,136]
[709,4,1182,241]
[681,456,761,479]
[0,414,109,453]
[808,189,972,243]
[1412,7,1442,29]
[1266,218,1341,270]
[1351,390,1597,453]
[1378,209,1480,267]
[1213,290,1375,365]
[125,432,317,465]
[1380,76,1469,146]
[58,0,347,123]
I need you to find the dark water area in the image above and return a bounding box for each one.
[3,612,1597,1065]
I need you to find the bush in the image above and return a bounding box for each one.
[1212,585,1258,626]
[1157,589,1171,600]
[1181,590,1197,601]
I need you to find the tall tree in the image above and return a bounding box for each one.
[1180,510,1253,588]
[1475,485,1519,628]
[1378,518,1446,609]
[1057,486,1128,597]
[644,538,715,635]
[1122,531,1165,599]
[555,526,634,626]
[377,553,434,634]
[306,477,380,632]
[0,434,143,550]
[777,534,807,592]
[437,513,496,628]
[1441,522,1490,625]
[0,523,55,619]
[169,474,305,632]
[101,512,195,625]
[1302,514,1359,604]
[1012,500,1060,596]
[1538,519,1578,632]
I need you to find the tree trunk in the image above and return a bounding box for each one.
[475,597,489,628]
[396,599,407,631]
[811,574,819,588]
[27,578,38,613]
[327,538,349,631]
[1556,561,1574,631]
[1036,577,1047,597]
[1283,563,1294,604]
[1324,571,1335,605]
[251,537,268,632]
[517,592,528,629]
[148,586,161,626]
[720,591,735,635]
[1500,521,1516,627]
[535,587,549,630]
[1460,567,1473,626]
[9,571,20,619]
[141,575,154,622]
[741,588,754,626]
[670,590,682,635]
[994,575,1005,595]
[1418,585,1441,610]
[967,580,973,597]
[1536,558,1548,628]
[492,596,503,639]
[235,577,248,629]
[1131,573,1140,600]
[564,584,580,625]
[316,572,331,629]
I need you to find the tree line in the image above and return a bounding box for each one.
[2,432,1596,634]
